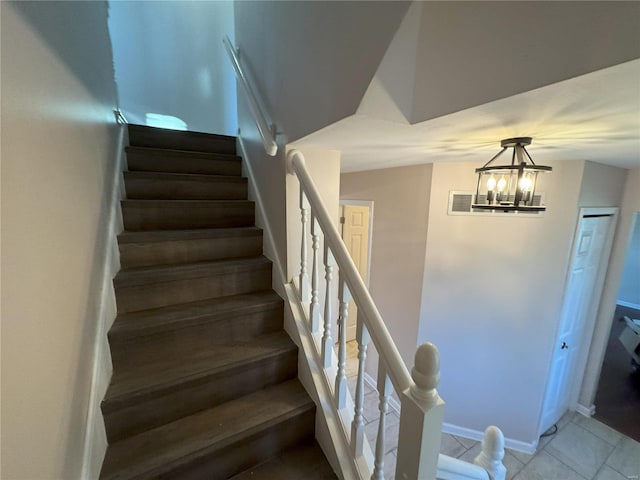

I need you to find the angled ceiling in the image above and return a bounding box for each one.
[293,1,640,172]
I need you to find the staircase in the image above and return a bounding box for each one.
[99,125,336,479]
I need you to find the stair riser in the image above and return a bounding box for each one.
[102,350,299,443]
[127,152,242,176]
[119,234,263,268]
[115,265,272,313]
[109,303,285,370]
[124,176,248,200]
[121,202,255,231]
[165,409,316,480]
[128,125,236,155]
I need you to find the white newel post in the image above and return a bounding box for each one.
[395,343,445,480]
[474,426,507,480]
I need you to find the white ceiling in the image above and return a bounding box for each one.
[294,58,640,173]
[292,1,640,173]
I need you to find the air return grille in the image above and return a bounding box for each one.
[448,191,545,217]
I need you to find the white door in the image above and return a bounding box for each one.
[341,204,371,341]
[540,213,614,434]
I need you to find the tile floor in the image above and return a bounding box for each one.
[342,341,640,480]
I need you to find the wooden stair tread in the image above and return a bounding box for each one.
[110,290,281,338]
[128,124,236,155]
[124,170,248,183]
[103,331,295,408]
[121,198,253,208]
[100,380,313,480]
[117,226,262,244]
[114,255,271,288]
[230,441,337,480]
[126,145,241,163]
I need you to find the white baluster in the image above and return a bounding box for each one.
[474,426,507,480]
[335,275,350,409]
[321,245,335,368]
[299,186,309,304]
[351,312,370,457]
[309,213,320,333]
[372,363,392,480]
[395,343,445,480]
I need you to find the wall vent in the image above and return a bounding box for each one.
[448,191,545,217]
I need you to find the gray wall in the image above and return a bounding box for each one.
[340,164,433,371]
[109,1,237,135]
[1,2,119,478]
[617,215,640,308]
[412,1,640,122]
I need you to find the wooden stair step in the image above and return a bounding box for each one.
[114,256,272,313]
[117,227,263,268]
[102,332,298,443]
[121,199,255,231]
[100,379,315,480]
[109,291,284,369]
[230,441,337,479]
[128,124,236,155]
[126,146,242,176]
[124,171,248,200]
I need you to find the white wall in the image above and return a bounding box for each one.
[109,1,237,135]
[419,160,584,447]
[579,168,640,408]
[340,165,433,371]
[617,217,640,308]
[1,2,119,478]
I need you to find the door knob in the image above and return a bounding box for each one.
[561,342,569,350]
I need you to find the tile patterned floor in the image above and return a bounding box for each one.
[343,341,640,480]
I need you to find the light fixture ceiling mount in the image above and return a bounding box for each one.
[473,137,551,213]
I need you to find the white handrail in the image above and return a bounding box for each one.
[287,149,412,394]
[223,35,277,156]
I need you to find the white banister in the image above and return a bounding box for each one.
[223,35,277,156]
[287,150,412,394]
[287,148,506,480]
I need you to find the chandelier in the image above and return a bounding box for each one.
[473,137,551,213]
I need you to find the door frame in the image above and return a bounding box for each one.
[540,206,619,433]
[339,199,374,288]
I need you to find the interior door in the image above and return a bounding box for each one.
[341,204,371,341]
[540,213,613,434]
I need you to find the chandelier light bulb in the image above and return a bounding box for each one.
[497,176,507,192]
[519,174,532,192]
[486,175,497,191]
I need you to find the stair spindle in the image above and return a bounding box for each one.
[372,363,392,480]
[309,213,321,333]
[335,276,350,409]
[351,312,370,457]
[299,187,309,304]
[321,244,335,368]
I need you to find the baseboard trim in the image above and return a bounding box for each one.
[80,122,127,479]
[616,300,640,311]
[575,403,596,417]
[237,131,287,290]
[442,423,538,455]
